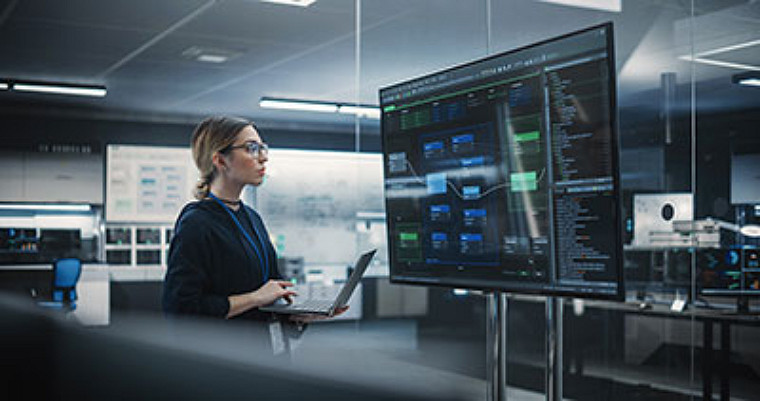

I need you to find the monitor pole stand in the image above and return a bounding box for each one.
[737,296,749,314]
[486,292,508,401]
[546,296,563,401]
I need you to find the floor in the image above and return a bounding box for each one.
[289,318,758,401]
[102,311,758,401]
[291,319,555,401]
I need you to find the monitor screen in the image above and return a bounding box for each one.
[39,229,81,259]
[105,145,197,223]
[136,228,160,245]
[699,248,760,296]
[379,23,623,299]
[106,228,132,245]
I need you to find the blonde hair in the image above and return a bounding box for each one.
[191,116,252,200]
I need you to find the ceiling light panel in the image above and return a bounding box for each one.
[12,82,107,98]
[0,204,92,212]
[338,105,381,119]
[260,0,317,7]
[733,72,760,87]
[260,98,338,113]
[739,78,760,87]
[181,46,241,64]
[537,0,621,13]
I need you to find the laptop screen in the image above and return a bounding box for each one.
[334,249,377,307]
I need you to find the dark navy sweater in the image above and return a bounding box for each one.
[162,199,280,322]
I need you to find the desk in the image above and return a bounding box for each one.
[581,300,760,401]
[0,264,110,325]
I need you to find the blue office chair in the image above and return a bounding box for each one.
[37,258,82,312]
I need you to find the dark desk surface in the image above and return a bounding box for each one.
[580,299,760,325]
[505,293,760,325]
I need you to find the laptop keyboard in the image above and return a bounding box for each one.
[287,300,334,313]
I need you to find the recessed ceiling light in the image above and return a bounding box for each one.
[738,78,760,87]
[260,0,317,7]
[733,72,760,87]
[197,54,229,63]
[182,46,240,64]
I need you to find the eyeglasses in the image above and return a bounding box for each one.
[223,141,269,157]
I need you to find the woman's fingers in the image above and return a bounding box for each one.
[332,306,350,316]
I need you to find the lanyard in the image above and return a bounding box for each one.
[208,193,269,283]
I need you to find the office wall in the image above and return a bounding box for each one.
[0,112,381,205]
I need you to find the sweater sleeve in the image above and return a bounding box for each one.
[162,214,230,318]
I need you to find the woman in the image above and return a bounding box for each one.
[163,116,330,349]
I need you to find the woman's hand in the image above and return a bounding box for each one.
[227,280,296,319]
[253,280,297,306]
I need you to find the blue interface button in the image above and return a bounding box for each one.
[462,186,481,199]
[460,233,484,242]
[426,172,448,195]
[460,156,485,167]
[452,133,474,144]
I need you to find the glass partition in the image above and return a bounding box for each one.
[262,1,758,400]
[693,2,760,400]
[355,1,735,400]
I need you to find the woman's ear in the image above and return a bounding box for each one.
[212,152,227,172]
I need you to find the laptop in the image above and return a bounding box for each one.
[260,249,376,316]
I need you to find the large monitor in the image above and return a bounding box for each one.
[379,23,623,300]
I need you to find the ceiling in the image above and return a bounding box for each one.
[0,0,757,131]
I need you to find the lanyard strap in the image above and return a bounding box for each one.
[208,193,269,283]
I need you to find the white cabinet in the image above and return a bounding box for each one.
[25,152,102,203]
[0,151,26,201]
[0,151,103,203]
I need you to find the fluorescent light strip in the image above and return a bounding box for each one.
[738,78,760,87]
[260,0,317,7]
[260,98,337,113]
[0,204,91,212]
[538,0,621,13]
[740,225,760,238]
[0,82,8,90]
[260,98,380,118]
[13,83,107,98]
[679,55,760,72]
[695,38,760,58]
[338,105,381,119]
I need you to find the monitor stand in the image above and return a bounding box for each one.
[736,296,750,314]
[486,292,507,401]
